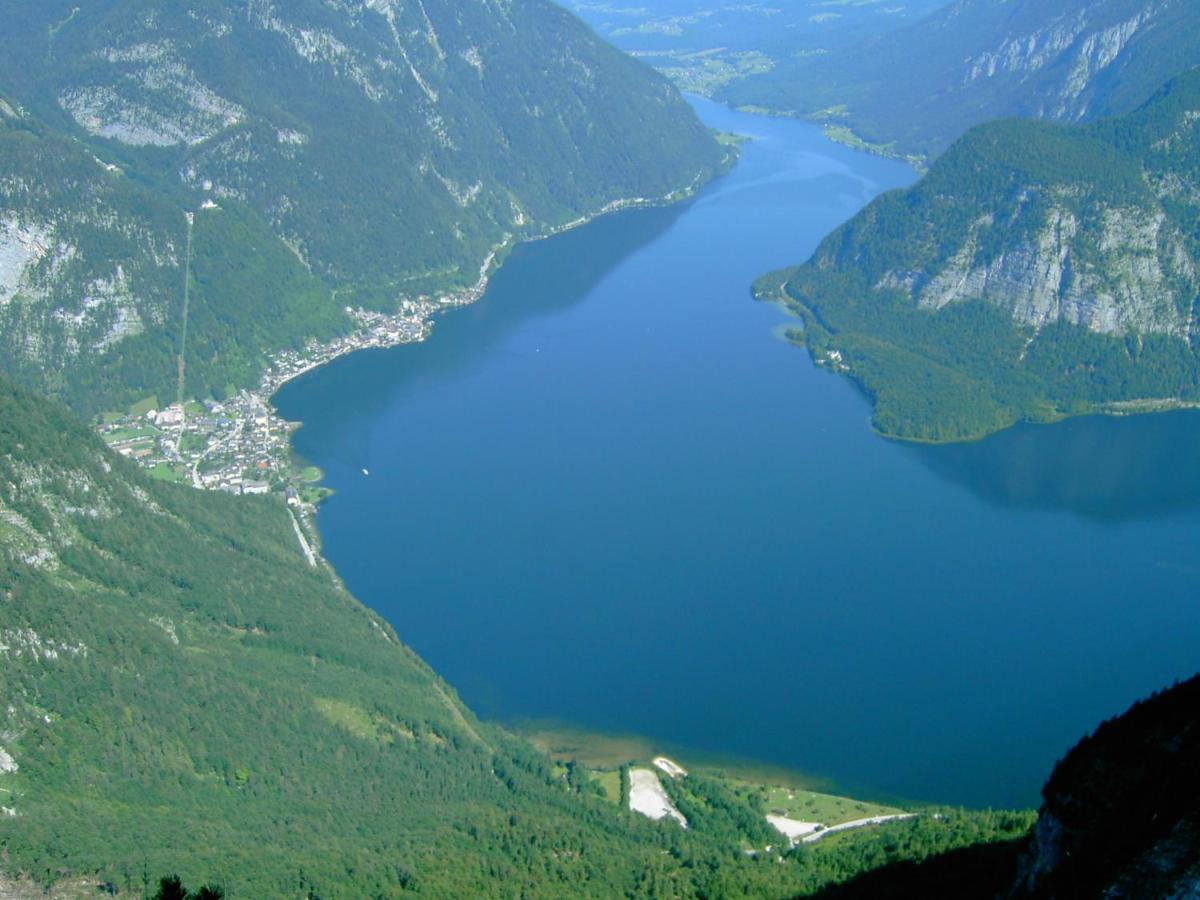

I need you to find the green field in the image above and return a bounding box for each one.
[300,486,332,505]
[146,464,188,483]
[179,433,207,453]
[103,426,160,444]
[757,785,903,826]
[128,396,159,417]
[594,769,622,804]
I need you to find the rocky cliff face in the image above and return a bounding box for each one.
[0,109,194,407]
[959,1,1163,121]
[877,197,1197,338]
[0,106,337,412]
[767,70,1200,440]
[811,70,1200,342]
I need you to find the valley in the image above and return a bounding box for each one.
[1,0,1199,895]
[275,98,1200,812]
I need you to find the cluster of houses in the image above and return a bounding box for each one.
[100,393,292,499]
[259,301,441,395]
[98,297,461,508]
[189,394,288,496]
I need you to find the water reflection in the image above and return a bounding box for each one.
[274,98,1200,807]
[909,410,1200,521]
[274,200,687,436]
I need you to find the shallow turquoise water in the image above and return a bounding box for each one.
[275,99,1200,808]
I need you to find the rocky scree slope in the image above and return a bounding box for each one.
[721,0,1200,161]
[760,68,1200,441]
[0,0,724,414]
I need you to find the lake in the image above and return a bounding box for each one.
[275,98,1200,809]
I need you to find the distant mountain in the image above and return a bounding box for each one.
[566,0,947,98]
[758,69,1200,442]
[721,0,1200,162]
[0,0,725,414]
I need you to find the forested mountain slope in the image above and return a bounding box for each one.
[721,0,1200,161]
[0,376,737,896]
[0,108,344,415]
[759,69,1200,441]
[0,0,724,414]
[0,377,630,896]
[0,377,1034,896]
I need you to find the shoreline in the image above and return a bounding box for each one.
[520,722,951,847]
[866,399,1200,447]
[513,718,927,810]
[96,162,727,541]
[245,165,729,535]
[722,101,928,172]
[263,165,721,403]
[755,277,1200,446]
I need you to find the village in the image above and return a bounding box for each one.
[94,296,468,511]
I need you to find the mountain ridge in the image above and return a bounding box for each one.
[0,0,725,415]
[758,67,1200,441]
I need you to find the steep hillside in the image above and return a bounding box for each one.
[0,377,645,896]
[759,69,1200,441]
[0,377,1033,895]
[0,108,344,415]
[721,0,1200,161]
[0,0,724,414]
[1012,676,1200,897]
[810,674,1200,898]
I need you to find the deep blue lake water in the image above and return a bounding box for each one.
[275,98,1200,809]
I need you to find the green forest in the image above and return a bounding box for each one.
[0,0,726,416]
[2,0,1199,895]
[0,378,1033,896]
[762,68,1200,442]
